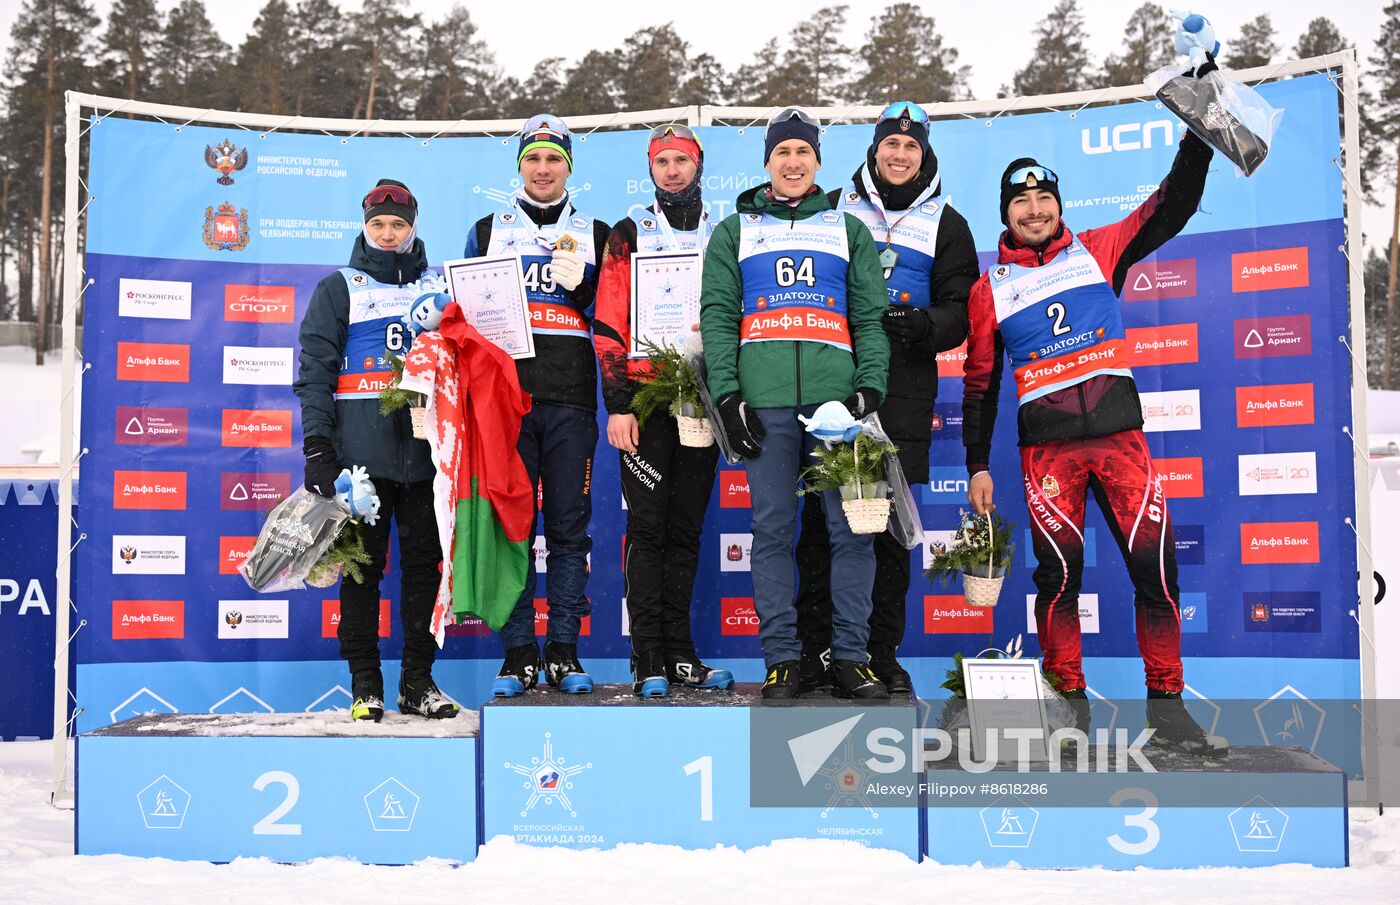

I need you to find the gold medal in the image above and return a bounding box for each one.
[556,233,578,253]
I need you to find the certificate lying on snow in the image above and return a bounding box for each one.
[442,255,535,360]
[629,250,702,358]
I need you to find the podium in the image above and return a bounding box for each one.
[77,713,479,864]
[481,684,923,858]
[923,745,1348,867]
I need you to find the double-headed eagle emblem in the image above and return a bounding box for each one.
[204,139,248,186]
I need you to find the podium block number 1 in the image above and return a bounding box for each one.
[684,756,713,822]
[252,770,303,836]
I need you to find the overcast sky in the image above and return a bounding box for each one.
[0,1,1385,99]
[0,0,1390,245]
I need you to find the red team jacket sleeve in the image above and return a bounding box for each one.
[1077,130,1213,293]
[960,276,1005,474]
[592,225,637,416]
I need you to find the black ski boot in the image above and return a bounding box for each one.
[762,660,801,700]
[799,647,833,694]
[868,651,913,696]
[1147,690,1228,757]
[491,643,540,698]
[1058,687,1091,763]
[632,649,670,698]
[398,672,459,719]
[350,669,384,723]
[543,641,594,694]
[832,660,890,700]
[667,652,735,690]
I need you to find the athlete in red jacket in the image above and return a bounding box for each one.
[961,129,1224,756]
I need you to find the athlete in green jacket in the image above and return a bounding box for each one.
[699,107,891,699]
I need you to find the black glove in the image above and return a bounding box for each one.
[717,392,766,459]
[1190,51,1218,79]
[882,305,932,343]
[303,435,342,497]
[844,388,880,420]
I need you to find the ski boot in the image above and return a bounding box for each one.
[762,660,801,700]
[1147,690,1228,758]
[667,652,734,690]
[398,672,459,719]
[491,643,540,698]
[543,641,594,694]
[832,659,890,700]
[632,649,670,698]
[350,669,384,723]
[798,646,833,694]
[868,651,913,696]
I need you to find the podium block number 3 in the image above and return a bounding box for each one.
[684,756,713,822]
[252,771,303,836]
[1106,787,1159,856]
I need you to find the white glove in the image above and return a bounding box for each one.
[550,249,585,291]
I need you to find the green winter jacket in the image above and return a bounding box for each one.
[699,185,890,408]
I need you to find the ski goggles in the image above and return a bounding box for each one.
[767,107,821,128]
[521,113,570,138]
[648,123,703,147]
[362,184,417,208]
[1004,165,1059,188]
[877,101,929,125]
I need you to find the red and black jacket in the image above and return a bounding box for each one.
[592,199,706,416]
[962,131,1213,474]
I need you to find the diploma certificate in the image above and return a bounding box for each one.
[442,255,535,360]
[629,250,702,357]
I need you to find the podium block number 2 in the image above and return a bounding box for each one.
[683,756,713,822]
[252,770,303,836]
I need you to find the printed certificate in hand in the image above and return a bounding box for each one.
[442,255,535,360]
[629,250,702,358]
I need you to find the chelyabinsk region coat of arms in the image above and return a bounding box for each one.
[205,140,249,186]
[203,203,250,252]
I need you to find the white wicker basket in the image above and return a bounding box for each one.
[410,405,428,440]
[842,497,891,535]
[676,414,715,448]
[962,572,1005,608]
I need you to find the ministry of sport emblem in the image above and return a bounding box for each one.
[641,218,656,231]
[204,139,248,186]
[119,545,137,564]
[500,212,516,224]
[203,203,251,252]
[1041,475,1060,498]
[846,191,859,204]
[224,609,243,629]
[993,265,1010,280]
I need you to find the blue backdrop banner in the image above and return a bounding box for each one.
[76,75,1359,743]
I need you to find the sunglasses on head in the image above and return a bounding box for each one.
[362,184,416,207]
[877,101,929,125]
[1005,166,1059,187]
[768,107,821,128]
[522,114,569,137]
[649,123,701,146]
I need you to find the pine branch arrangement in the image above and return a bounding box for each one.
[629,337,703,428]
[925,509,1016,583]
[307,518,373,586]
[799,433,897,496]
[378,353,422,416]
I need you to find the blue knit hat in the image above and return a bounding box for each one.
[764,107,821,164]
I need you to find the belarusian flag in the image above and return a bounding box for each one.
[400,308,533,638]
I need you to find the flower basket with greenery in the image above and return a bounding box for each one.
[800,433,898,534]
[629,338,712,447]
[925,508,1015,606]
[378,353,427,438]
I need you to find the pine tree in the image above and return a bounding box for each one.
[1101,3,1175,88]
[1012,0,1096,96]
[152,0,231,107]
[677,53,729,106]
[731,39,789,107]
[562,50,623,115]
[783,5,852,106]
[1370,1,1400,388]
[501,57,567,118]
[1226,14,1278,70]
[1293,17,1349,59]
[417,5,500,120]
[617,24,690,110]
[1365,249,1391,387]
[100,0,162,100]
[286,0,360,118]
[235,0,295,114]
[6,0,97,363]
[345,0,420,119]
[850,3,968,103]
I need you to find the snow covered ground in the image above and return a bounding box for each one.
[0,344,77,466]
[1,739,1396,904]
